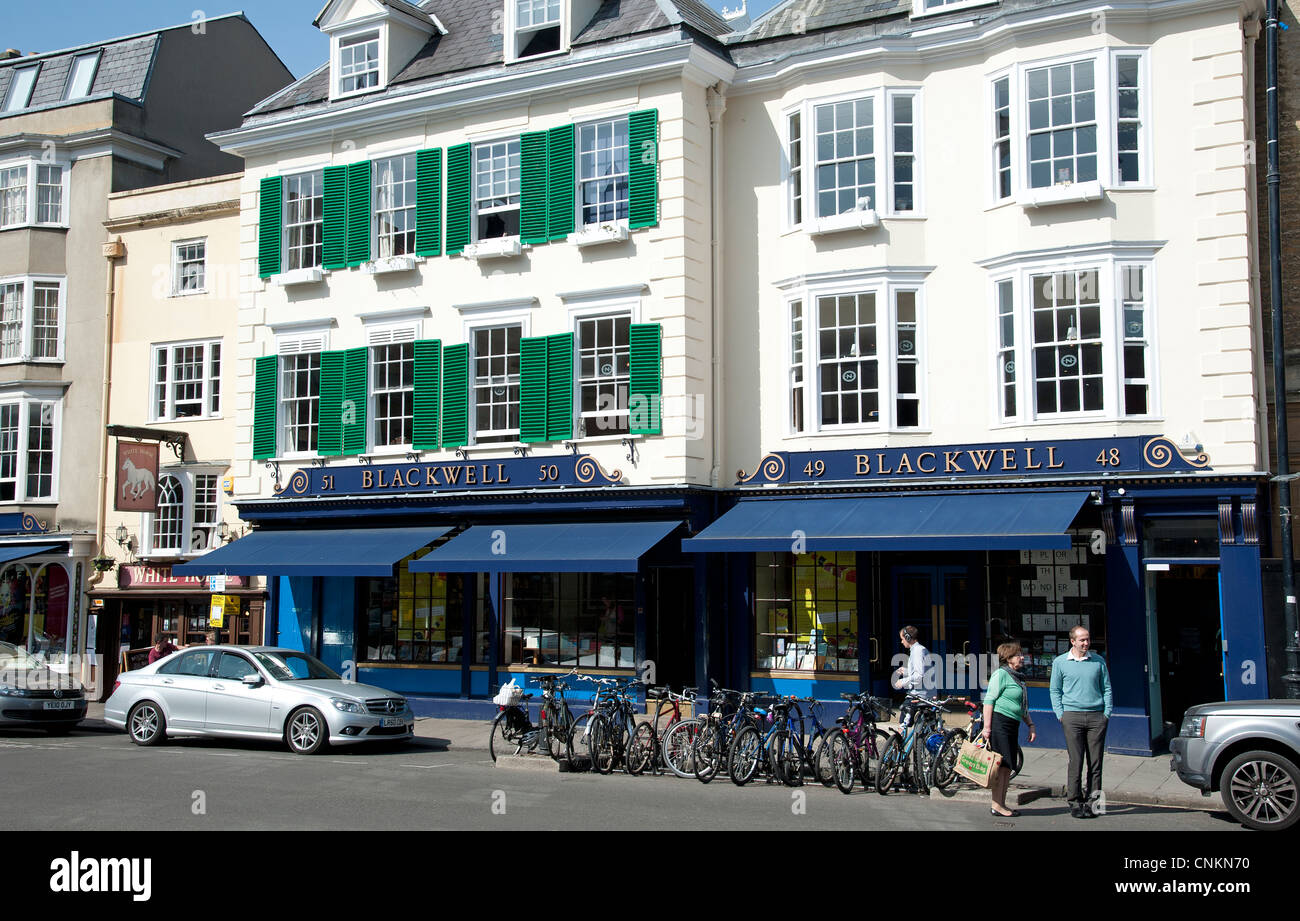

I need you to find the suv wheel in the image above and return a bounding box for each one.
[1221,750,1300,831]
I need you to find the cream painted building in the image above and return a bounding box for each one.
[198,0,1274,755]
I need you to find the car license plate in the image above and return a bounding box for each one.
[382,717,404,728]
[43,701,76,710]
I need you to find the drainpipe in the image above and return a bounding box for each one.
[707,83,727,489]
[1266,0,1300,698]
[90,238,124,588]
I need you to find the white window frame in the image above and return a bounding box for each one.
[472,136,522,243]
[572,308,633,438]
[576,116,630,229]
[171,238,207,296]
[276,327,331,460]
[371,152,418,259]
[282,171,325,273]
[464,308,531,446]
[0,157,69,229]
[987,251,1160,427]
[989,48,1152,209]
[140,467,225,558]
[331,27,386,101]
[781,87,924,234]
[3,65,40,112]
[0,393,62,504]
[506,0,568,64]
[150,338,222,422]
[784,274,930,436]
[63,52,100,100]
[366,319,420,453]
[0,275,65,363]
[912,0,999,17]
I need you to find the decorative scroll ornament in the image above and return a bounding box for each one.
[738,453,786,484]
[1143,436,1210,469]
[574,456,623,485]
[286,469,310,495]
[20,513,48,533]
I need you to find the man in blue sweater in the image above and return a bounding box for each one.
[1049,625,1112,818]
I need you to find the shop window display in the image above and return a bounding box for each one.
[0,564,30,646]
[502,572,634,668]
[754,552,859,672]
[362,556,472,663]
[984,532,1106,683]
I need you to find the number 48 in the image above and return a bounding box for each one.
[1095,448,1121,467]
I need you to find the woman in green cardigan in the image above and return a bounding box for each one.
[983,641,1036,817]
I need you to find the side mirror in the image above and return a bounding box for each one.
[241,674,264,688]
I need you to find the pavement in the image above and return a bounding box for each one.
[83,701,1213,812]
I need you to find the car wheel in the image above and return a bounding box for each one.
[128,702,166,746]
[285,707,329,755]
[1221,750,1300,831]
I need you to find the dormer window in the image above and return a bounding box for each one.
[3,65,39,112]
[64,53,99,100]
[512,0,563,60]
[338,32,381,95]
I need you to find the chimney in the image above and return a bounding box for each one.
[0,50,22,60]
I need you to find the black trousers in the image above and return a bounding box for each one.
[1061,710,1108,804]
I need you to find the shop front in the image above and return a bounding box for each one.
[174,453,711,716]
[89,563,266,700]
[685,435,1268,756]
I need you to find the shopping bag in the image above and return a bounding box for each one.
[953,739,1003,788]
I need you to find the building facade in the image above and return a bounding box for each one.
[197,0,1272,754]
[0,15,292,692]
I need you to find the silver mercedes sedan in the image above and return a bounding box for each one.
[104,646,413,754]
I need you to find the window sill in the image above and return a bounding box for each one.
[462,238,522,260]
[1015,181,1104,209]
[274,268,326,287]
[0,223,68,233]
[0,358,64,366]
[568,224,629,247]
[362,256,420,275]
[808,210,880,235]
[170,289,208,298]
[782,428,932,441]
[0,499,57,507]
[577,432,637,444]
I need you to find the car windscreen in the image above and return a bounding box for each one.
[251,651,339,681]
[0,641,41,670]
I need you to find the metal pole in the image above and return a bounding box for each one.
[1266,0,1300,698]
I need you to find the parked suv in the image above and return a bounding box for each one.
[1170,699,1300,830]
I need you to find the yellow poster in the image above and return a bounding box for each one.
[794,553,858,652]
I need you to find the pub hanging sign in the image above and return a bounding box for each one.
[274,453,623,499]
[737,435,1211,486]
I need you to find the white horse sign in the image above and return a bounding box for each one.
[116,442,159,512]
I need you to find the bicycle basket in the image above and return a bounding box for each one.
[492,680,524,707]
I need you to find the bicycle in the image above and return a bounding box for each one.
[628,685,700,778]
[824,692,893,794]
[931,699,1024,794]
[691,683,751,784]
[875,695,957,795]
[727,695,788,786]
[567,674,633,770]
[488,671,578,762]
[590,679,646,774]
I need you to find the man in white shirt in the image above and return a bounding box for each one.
[892,625,936,699]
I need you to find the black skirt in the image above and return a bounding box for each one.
[986,710,1021,766]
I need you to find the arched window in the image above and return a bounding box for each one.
[153,475,184,553]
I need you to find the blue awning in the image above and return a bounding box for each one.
[0,544,62,566]
[681,491,1090,553]
[409,521,682,573]
[171,527,452,577]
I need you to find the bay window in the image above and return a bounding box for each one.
[0,277,64,362]
[990,249,1157,423]
[0,160,65,228]
[0,397,59,502]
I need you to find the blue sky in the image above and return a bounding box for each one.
[0,1,783,78]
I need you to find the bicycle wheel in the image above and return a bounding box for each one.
[627,723,656,776]
[931,729,967,793]
[547,707,574,762]
[912,732,931,795]
[825,730,856,795]
[591,715,620,774]
[489,710,523,763]
[566,711,595,769]
[725,725,762,786]
[693,722,724,784]
[859,728,891,790]
[808,730,837,787]
[875,732,904,795]
[770,729,804,787]
[661,718,700,778]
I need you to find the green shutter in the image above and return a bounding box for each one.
[628,109,659,230]
[413,339,442,449]
[629,323,662,435]
[317,350,345,456]
[441,343,469,447]
[415,148,443,257]
[322,166,347,271]
[520,131,549,246]
[346,161,372,267]
[258,177,282,278]
[342,347,368,454]
[445,144,472,255]
[519,336,549,443]
[547,125,575,242]
[546,333,574,441]
[252,355,279,460]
